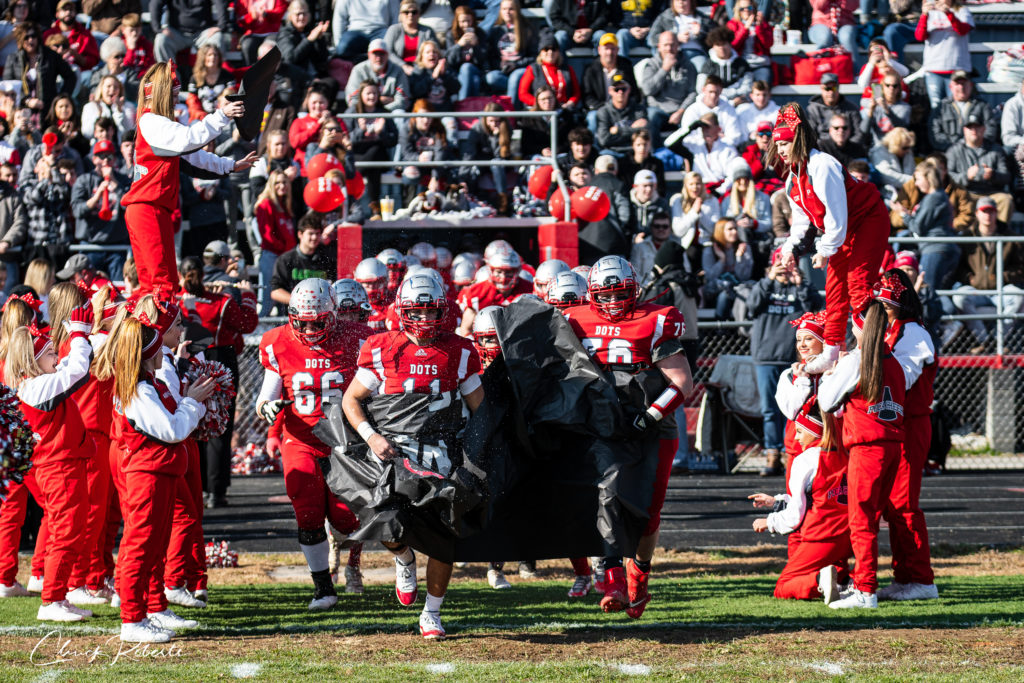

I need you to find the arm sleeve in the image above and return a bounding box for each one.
[914,12,930,41]
[775,369,813,420]
[180,148,235,175]
[947,9,973,35]
[124,384,206,444]
[256,368,284,405]
[16,336,93,412]
[809,152,849,258]
[817,350,862,414]
[354,341,383,392]
[782,192,812,255]
[892,322,935,389]
[766,448,819,534]
[155,350,181,401]
[138,110,232,157]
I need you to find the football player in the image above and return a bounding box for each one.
[564,256,693,619]
[256,279,373,609]
[376,248,407,302]
[353,258,390,330]
[546,271,589,311]
[532,259,570,299]
[384,268,461,333]
[342,274,484,640]
[457,242,533,336]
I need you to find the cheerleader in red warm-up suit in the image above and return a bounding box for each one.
[751,405,851,604]
[770,103,891,374]
[111,316,215,644]
[818,300,906,609]
[121,61,257,294]
[873,270,939,602]
[5,303,96,622]
[775,310,827,469]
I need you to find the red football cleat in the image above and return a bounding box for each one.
[625,559,651,619]
[599,566,628,612]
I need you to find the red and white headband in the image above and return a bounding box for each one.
[795,408,824,439]
[790,311,826,343]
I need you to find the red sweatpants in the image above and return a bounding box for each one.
[282,437,359,535]
[34,459,90,603]
[125,202,179,294]
[103,438,124,580]
[774,534,853,600]
[30,508,49,579]
[165,440,207,592]
[117,470,177,623]
[847,442,901,593]
[69,431,112,591]
[0,471,48,585]
[644,438,680,536]
[885,414,934,585]
[822,201,891,345]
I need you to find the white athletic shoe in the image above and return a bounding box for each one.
[89,586,115,603]
[803,343,841,374]
[344,565,364,594]
[193,589,208,602]
[828,589,878,609]
[419,610,446,640]
[308,594,339,611]
[876,581,908,601]
[568,574,593,599]
[891,582,939,601]
[148,609,198,630]
[0,581,29,597]
[517,561,537,579]
[453,561,469,569]
[394,555,418,606]
[37,600,91,622]
[26,575,44,593]
[817,566,839,605]
[121,618,173,643]
[487,569,512,590]
[165,585,207,608]
[66,586,109,606]
[111,591,121,608]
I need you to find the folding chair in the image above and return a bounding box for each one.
[695,355,764,474]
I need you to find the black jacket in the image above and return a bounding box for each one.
[278,21,333,77]
[270,245,337,294]
[150,0,230,34]
[3,48,77,114]
[581,56,639,112]
[746,277,823,363]
[805,94,864,146]
[549,0,618,35]
[817,136,868,166]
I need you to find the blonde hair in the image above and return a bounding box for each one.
[681,171,706,214]
[3,327,41,388]
[94,295,156,382]
[0,299,34,359]
[122,258,139,290]
[91,284,118,333]
[193,45,223,87]
[414,40,441,69]
[23,259,54,296]
[137,62,177,121]
[883,127,915,155]
[727,178,757,220]
[914,159,942,193]
[111,317,153,408]
[47,282,86,353]
[257,169,293,217]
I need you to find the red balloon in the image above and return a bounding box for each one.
[529,165,555,200]
[306,153,344,179]
[547,190,575,220]
[304,177,345,213]
[345,172,366,200]
[571,186,611,223]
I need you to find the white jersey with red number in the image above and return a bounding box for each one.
[259,321,374,443]
[564,302,686,368]
[355,330,482,397]
[456,278,533,313]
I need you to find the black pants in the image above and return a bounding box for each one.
[200,345,239,497]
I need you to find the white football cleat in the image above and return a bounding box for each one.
[111,591,121,608]
[828,589,878,609]
[891,582,939,601]
[0,581,29,598]
[37,600,91,622]
[818,566,839,605]
[802,343,841,374]
[394,554,418,606]
[165,585,207,608]
[487,569,512,590]
[876,581,908,601]
[308,594,339,611]
[26,575,43,593]
[568,574,592,598]
[344,566,364,594]
[419,610,446,640]
[121,618,172,643]
[147,609,198,630]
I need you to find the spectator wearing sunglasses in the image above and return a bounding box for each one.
[3,22,77,114]
[817,113,867,167]
[384,0,438,78]
[805,72,863,145]
[860,74,911,147]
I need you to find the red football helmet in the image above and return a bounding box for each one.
[288,278,336,345]
[587,256,638,322]
[396,274,448,342]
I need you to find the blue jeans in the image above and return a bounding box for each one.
[616,28,651,58]
[808,23,860,68]
[681,47,707,72]
[883,21,916,60]
[647,106,671,146]
[457,62,482,100]
[88,249,127,283]
[749,64,772,86]
[860,0,890,15]
[258,250,279,316]
[479,0,503,31]
[920,243,961,291]
[335,28,387,61]
[924,71,952,111]
[754,364,786,451]
[485,68,527,107]
[1,259,17,297]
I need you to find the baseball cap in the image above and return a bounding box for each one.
[368,39,387,54]
[57,253,90,280]
[756,121,773,135]
[203,240,232,259]
[539,33,558,51]
[599,33,618,47]
[965,112,985,127]
[977,196,997,212]
[893,250,919,270]
[56,0,76,9]
[633,169,657,186]
[610,73,629,90]
[92,139,116,156]
[820,73,839,86]
[951,69,970,81]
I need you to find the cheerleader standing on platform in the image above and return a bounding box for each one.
[121,61,258,294]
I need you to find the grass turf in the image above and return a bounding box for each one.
[1,573,1023,681]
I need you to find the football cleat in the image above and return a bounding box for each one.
[419,610,446,639]
[890,583,939,601]
[624,559,651,619]
[828,589,878,609]
[588,256,639,322]
[487,569,512,590]
[568,574,592,599]
[818,566,840,605]
[533,259,570,298]
[288,278,337,346]
[600,566,628,612]
[394,554,419,606]
[344,565,364,594]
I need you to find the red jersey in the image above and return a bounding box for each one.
[564,302,686,368]
[122,109,181,211]
[367,303,388,331]
[355,330,481,396]
[820,351,905,447]
[189,288,259,353]
[259,321,373,443]
[117,377,196,475]
[800,446,850,542]
[456,278,533,313]
[383,295,461,333]
[59,333,114,434]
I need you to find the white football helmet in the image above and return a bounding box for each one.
[572,265,591,279]
[485,245,521,293]
[533,259,570,297]
[397,274,448,341]
[409,242,437,268]
[288,278,336,345]
[472,305,502,363]
[353,257,388,304]
[332,278,372,317]
[546,271,588,310]
[452,252,483,271]
[376,248,407,290]
[452,259,478,288]
[588,255,639,321]
[435,246,453,270]
[484,239,515,261]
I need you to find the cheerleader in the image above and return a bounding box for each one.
[751,405,851,603]
[4,302,95,621]
[873,269,939,601]
[818,299,906,609]
[775,310,827,472]
[769,102,891,373]
[111,316,215,643]
[121,61,258,294]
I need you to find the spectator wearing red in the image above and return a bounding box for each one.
[518,34,580,111]
[43,0,99,71]
[916,0,974,111]
[236,0,288,65]
[742,122,782,192]
[807,0,859,65]
[254,169,296,315]
[289,83,340,173]
[120,13,154,81]
[385,0,439,77]
[726,0,772,86]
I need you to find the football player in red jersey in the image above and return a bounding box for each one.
[564,256,693,619]
[354,258,390,330]
[456,243,533,336]
[342,274,484,640]
[546,271,589,311]
[532,259,570,299]
[256,279,373,610]
[384,268,462,333]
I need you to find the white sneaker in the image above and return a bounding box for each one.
[165,585,207,608]
[518,561,537,579]
[0,581,29,597]
[453,561,469,569]
[111,591,121,608]
[394,555,418,606]
[817,566,839,605]
[121,618,172,643]
[877,581,908,601]
[344,565,364,594]
[891,582,939,601]
[568,574,593,599]
[37,600,91,621]
[803,343,841,374]
[193,589,208,602]
[26,575,44,593]
[487,569,512,590]
[828,589,878,609]
[67,586,109,606]
[419,610,446,640]
[308,594,338,611]
[147,609,198,630]
[90,586,115,602]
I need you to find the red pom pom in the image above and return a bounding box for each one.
[185,360,237,442]
[303,177,345,213]
[570,186,611,223]
[306,153,345,179]
[528,165,554,200]
[548,189,575,220]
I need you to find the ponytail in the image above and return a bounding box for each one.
[883,268,923,322]
[0,299,35,359]
[858,300,889,404]
[112,317,158,408]
[47,282,87,353]
[3,327,41,388]
[94,295,156,382]
[820,411,839,451]
[179,256,205,296]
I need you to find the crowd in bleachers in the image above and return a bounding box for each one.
[0,0,1021,354]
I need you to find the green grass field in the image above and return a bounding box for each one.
[1,551,1023,681]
